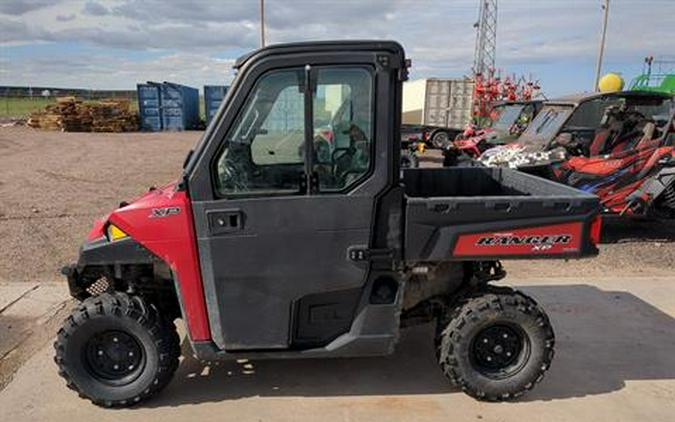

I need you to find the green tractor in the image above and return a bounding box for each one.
[630,57,675,95]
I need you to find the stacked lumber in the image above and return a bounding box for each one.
[27,97,138,132]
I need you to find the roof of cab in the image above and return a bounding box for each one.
[494,99,544,106]
[233,40,406,70]
[547,90,672,106]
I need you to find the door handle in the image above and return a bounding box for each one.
[207,209,244,234]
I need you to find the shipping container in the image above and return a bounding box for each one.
[402,78,474,128]
[137,81,200,131]
[263,85,304,132]
[203,85,229,125]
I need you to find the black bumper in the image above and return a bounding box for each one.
[61,236,156,299]
[61,264,88,300]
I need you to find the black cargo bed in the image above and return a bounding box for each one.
[403,167,600,261]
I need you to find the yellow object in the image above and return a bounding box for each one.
[417,142,425,153]
[598,73,624,92]
[107,224,128,241]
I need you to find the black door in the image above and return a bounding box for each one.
[190,54,394,350]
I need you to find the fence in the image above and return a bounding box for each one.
[0,85,137,119]
[1,94,210,121]
[0,95,138,118]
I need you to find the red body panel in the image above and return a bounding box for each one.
[107,183,210,341]
[556,144,675,216]
[454,128,495,158]
[86,216,108,241]
[453,222,584,256]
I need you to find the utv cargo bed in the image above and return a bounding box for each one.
[403,167,600,261]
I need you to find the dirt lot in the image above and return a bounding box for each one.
[0,127,196,283]
[0,126,673,284]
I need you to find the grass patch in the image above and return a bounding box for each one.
[0,97,141,118]
[0,97,55,118]
[0,96,204,119]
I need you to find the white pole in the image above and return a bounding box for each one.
[260,0,266,48]
[593,0,610,91]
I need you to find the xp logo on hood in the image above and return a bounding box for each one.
[150,207,181,218]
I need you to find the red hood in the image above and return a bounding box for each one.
[85,181,179,241]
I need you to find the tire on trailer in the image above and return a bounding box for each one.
[54,292,181,407]
[400,150,420,169]
[436,287,554,401]
[431,130,450,149]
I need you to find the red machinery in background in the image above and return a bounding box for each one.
[472,68,540,124]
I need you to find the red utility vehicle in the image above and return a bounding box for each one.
[55,41,601,407]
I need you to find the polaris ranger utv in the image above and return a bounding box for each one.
[55,41,601,407]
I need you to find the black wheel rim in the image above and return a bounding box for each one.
[470,324,529,379]
[84,330,145,386]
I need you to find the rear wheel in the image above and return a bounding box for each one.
[436,287,554,401]
[54,292,180,407]
[431,131,450,149]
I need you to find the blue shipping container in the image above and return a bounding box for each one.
[204,85,228,125]
[137,82,200,131]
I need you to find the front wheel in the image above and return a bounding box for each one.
[400,149,420,169]
[436,287,555,401]
[54,292,181,407]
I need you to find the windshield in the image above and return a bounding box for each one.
[519,105,573,146]
[490,104,525,131]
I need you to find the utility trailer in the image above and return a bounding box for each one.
[402,77,473,148]
[55,41,601,407]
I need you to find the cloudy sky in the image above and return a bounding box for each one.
[1,0,673,96]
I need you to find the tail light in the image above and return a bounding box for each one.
[589,215,602,245]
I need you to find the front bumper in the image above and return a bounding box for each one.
[60,236,156,299]
[61,264,87,300]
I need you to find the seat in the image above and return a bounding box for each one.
[588,128,612,156]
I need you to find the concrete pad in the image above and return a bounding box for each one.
[1,277,674,422]
[0,282,39,312]
[0,283,69,359]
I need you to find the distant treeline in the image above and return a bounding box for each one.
[0,85,136,99]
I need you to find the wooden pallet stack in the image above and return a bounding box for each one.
[27,97,139,132]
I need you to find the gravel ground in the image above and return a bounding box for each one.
[0,127,200,283]
[0,126,673,284]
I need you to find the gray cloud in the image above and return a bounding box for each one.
[0,52,235,89]
[50,22,258,50]
[0,17,43,42]
[82,1,109,16]
[0,0,55,15]
[2,0,674,95]
[110,0,252,23]
[56,14,77,22]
